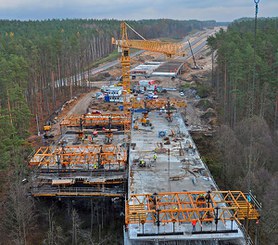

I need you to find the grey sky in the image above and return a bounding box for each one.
[0,0,276,22]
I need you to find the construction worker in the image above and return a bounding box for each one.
[256,216,260,225]
[139,159,146,167]
[191,219,197,232]
[88,135,92,143]
[173,206,178,216]
[206,212,213,224]
[247,194,252,203]
[153,153,157,162]
[150,193,157,210]
[93,163,98,170]
[205,190,211,207]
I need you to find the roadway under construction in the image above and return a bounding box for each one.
[124,110,259,244]
[28,23,261,245]
[29,108,260,244]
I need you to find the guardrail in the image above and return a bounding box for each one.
[245,191,262,210]
[32,186,125,197]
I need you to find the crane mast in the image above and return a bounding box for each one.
[112,21,186,109]
[119,22,132,109]
[112,22,187,140]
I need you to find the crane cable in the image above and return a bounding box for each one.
[247,0,260,199]
[124,22,146,40]
[250,0,260,117]
[247,2,261,241]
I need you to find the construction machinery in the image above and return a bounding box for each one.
[29,144,128,197]
[112,22,186,107]
[43,125,51,131]
[188,40,201,69]
[29,145,127,169]
[140,111,151,127]
[112,22,187,139]
[43,124,53,139]
[126,191,260,226]
[60,113,131,133]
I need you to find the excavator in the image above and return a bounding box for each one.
[43,124,54,139]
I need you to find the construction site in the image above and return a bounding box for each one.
[28,22,261,245]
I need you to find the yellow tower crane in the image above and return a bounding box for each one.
[112,22,186,102]
[112,22,186,138]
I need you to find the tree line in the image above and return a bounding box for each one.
[208,17,278,129]
[207,18,278,244]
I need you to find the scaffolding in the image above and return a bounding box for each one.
[126,191,260,226]
[29,145,127,170]
[60,112,131,130]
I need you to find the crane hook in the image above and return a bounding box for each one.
[254,0,260,15]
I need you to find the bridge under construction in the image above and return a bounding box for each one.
[29,109,260,244]
[28,23,261,245]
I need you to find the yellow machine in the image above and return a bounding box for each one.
[140,111,150,126]
[112,22,186,111]
[133,121,139,130]
[43,125,51,131]
[43,125,53,138]
[112,22,187,136]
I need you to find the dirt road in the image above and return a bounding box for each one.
[68,90,95,116]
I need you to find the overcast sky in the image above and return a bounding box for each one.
[0,0,276,22]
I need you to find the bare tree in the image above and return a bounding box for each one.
[70,209,83,245]
[1,177,37,245]
[43,207,65,245]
